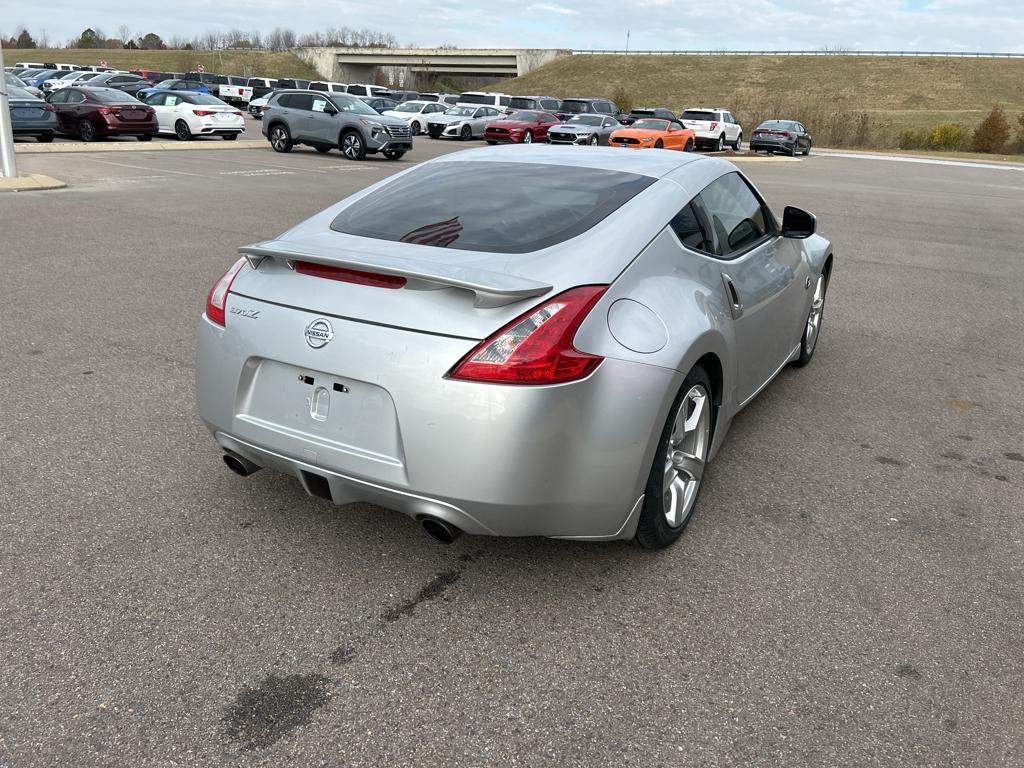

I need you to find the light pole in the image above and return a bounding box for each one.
[0,42,18,178]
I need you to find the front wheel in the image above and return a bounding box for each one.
[654,139,663,149]
[522,130,533,144]
[410,120,421,136]
[314,145,332,153]
[38,132,55,143]
[269,124,292,153]
[684,138,694,152]
[137,134,153,142]
[223,133,238,141]
[803,141,812,156]
[589,134,599,146]
[792,270,828,367]
[634,366,714,549]
[732,132,742,151]
[382,149,406,160]
[340,130,366,160]
[460,125,472,141]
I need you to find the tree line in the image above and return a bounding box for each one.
[1,25,403,51]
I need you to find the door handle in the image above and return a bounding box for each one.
[721,273,744,319]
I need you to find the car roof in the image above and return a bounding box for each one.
[561,97,606,102]
[431,144,729,181]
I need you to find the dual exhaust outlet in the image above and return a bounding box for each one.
[221,451,463,544]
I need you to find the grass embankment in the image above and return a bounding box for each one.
[16,48,319,79]
[497,54,1024,152]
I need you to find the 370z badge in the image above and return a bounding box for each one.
[304,318,334,349]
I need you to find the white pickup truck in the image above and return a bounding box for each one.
[679,107,744,152]
[220,77,277,106]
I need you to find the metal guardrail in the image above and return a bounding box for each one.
[572,50,1024,58]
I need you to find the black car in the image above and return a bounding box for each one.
[555,97,627,123]
[621,107,676,126]
[363,97,399,113]
[507,95,561,113]
[749,119,812,156]
[275,78,311,90]
[185,72,230,97]
[78,72,151,98]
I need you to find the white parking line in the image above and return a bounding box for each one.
[817,150,1024,172]
[78,155,208,178]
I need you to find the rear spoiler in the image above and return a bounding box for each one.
[239,241,552,309]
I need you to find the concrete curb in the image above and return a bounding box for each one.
[0,173,67,192]
[14,139,267,155]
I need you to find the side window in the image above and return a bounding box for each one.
[166,95,181,107]
[669,203,714,253]
[309,82,327,91]
[48,90,68,104]
[291,94,315,111]
[348,85,366,96]
[698,172,771,256]
[276,94,293,108]
[541,99,559,111]
[311,96,330,113]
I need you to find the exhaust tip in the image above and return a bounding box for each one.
[420,517,462,545]
[223,452,261,477]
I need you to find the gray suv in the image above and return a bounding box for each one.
[262,90,413,160]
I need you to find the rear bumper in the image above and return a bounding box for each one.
[750,139,796,151]
[99,119,158,136]
[196,302,679,540]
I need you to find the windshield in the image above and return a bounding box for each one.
[566,115,604,127]
[631,119,670,131]
[6,85,39,101]
[92,89,139,103]
[681,110,716,121]
[758,120,797,130]
[559,100,591,113]
[446,106,477,117]
[504,110,542,122]
[458,93,492,105]
[154,80,175,89]
[392,102,425,113]
[74,72,101,82]
[330,161,655,254]
[329,95,377,115]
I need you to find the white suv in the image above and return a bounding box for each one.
[679,107,743,151]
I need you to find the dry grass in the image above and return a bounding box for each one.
[17,48,319,79]
[496,54,1024,151]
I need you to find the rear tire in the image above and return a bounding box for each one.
[340,130,366,160]
[382,149,406,160]
[37,132,54,143]
[486,140,497,145]
[174,120,192,141]
[634,366,714,550]
[315,145,332,153]
[136,134,153,142]
[269,124,292,153]
[223,133,238,141]
[79,119,96,142]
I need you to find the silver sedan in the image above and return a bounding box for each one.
[196,146,833,548]
[425,105,503,140]
[547,114,622,146]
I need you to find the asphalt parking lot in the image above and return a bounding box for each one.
[1,143,1022,767]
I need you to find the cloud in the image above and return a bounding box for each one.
[527,3,579,15]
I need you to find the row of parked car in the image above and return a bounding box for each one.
[5,61,817,157]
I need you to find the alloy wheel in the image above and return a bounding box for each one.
[271,127,288,151]
[523,131,532,144]
[342,133,363,159]
[662,385,711,528]
[804,274,826,355]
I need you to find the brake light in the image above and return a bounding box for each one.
[205,257,248,326]
[97,106,114,115]
[233,110,242,116]
[43,104,55,112]
[193,109,215,116]
[448,285,608,385]
[709,121,718,130]
[294,261,406,289]
[146,107,155,115]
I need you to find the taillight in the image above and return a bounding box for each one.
[294,260,406,289]
[193,109,215,116]
[43,104,55,112]
[146,107,155,115]
[97,106,113,115]
[710,121,718,130]
[205,257,248,326]
[448,285,608,385]
[233,110,242,116]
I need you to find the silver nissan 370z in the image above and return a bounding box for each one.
[196,145,832,548]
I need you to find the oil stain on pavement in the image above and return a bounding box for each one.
[223,672,332,751]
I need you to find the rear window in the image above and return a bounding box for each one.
[330,161,655,254]
[559,100,592,113]
[92,89,139,103]
[458,93,491,105]
[681,110,716,121]
[187,93,226,105]
[509,97,537,109]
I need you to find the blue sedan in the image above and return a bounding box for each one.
[6,85,57,142]
[137,79,210,101]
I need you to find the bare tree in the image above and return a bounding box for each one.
[117,24,131,45]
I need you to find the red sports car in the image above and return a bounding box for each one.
[484,110,559,144]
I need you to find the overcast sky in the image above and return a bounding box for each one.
[7,0,1023,52]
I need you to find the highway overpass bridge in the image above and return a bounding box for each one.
[294,47,571,84]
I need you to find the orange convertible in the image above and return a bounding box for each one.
[609,118,696,151]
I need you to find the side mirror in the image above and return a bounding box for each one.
[324,105,338,115]
[781,206,816,239]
